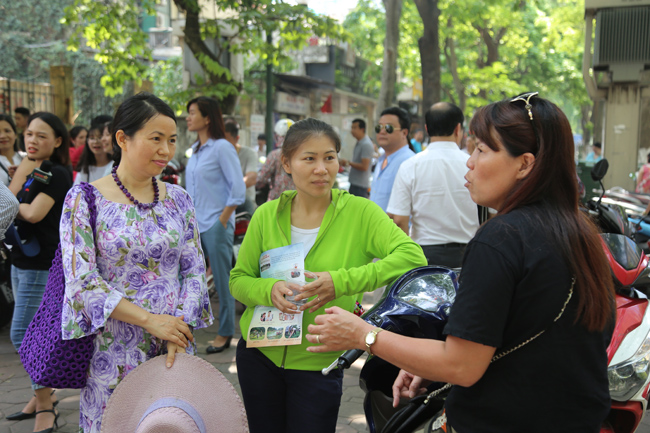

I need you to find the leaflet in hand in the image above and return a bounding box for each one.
[247,244,305,348]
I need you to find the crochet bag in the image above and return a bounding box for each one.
[19,183,98,389]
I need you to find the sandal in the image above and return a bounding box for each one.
[33,408,59,433]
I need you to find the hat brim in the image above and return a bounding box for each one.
[101,353,248,433]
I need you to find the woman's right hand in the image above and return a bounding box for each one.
[143,313,193,348]
[392,370,429,407]
[271,281,302,313]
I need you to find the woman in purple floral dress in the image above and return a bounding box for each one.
[59,93,213,433]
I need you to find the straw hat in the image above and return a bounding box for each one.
[101,353,248,433]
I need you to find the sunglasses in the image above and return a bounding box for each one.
[375,124,401,134]
[510,91,540,150]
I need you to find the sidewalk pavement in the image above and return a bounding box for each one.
[0,290,387,433]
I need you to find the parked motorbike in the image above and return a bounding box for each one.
[322,266,457,433]
[589,160,650,433]
[232,211,251,267]
[161,159,184,185]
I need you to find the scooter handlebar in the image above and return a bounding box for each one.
[322,349,365,375]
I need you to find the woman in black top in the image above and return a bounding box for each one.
[306,94,615,432]
[7,112,72,433]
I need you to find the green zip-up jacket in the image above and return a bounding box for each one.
[230,189,427,371]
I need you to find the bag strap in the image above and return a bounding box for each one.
[423,277,576,403]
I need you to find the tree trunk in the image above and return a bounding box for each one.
[474,24,506,99]
[414,0,440,116]
[377,0,403,116]
[174,0,241,114]
[444,17,465,112]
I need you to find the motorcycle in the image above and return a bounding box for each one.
[589,160,650,433]
[232,211,251,267]
[161,159,184,185]
[322,266,457,433]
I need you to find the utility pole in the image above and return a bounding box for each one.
[265,31,274,155]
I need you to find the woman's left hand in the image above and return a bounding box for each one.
[296,271,336,313]
[166,341,186,368]
[306,306,373,352]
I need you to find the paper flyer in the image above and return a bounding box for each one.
[247,244,305,348]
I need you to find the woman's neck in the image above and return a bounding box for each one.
[292,191,332,217]
[115,163,152,192]
[197,128,210,146]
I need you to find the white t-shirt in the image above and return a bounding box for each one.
[0,152,23,186]
[386,141,479,245]
[291,225,320,259]
[73,162,113,186]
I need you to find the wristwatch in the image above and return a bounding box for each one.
[365,328,384,356]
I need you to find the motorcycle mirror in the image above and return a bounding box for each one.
[591,159,609,182]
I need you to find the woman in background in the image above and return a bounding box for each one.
[69,125,88,171]
[0,114,24,186]
[73,123,113,185]
[7,112,72,433]
[185,96,246,354]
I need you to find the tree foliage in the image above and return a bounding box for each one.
[63,0,347,113]
[344,0,591,136]
[0,0,118,125]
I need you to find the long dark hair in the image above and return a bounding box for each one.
[69,125,87,143]
[470,95,614,332]
[0,114,18,152]
[76,125,111,174]
[111,93,176,164]
[28,112,70,166]
[186,96,226,140]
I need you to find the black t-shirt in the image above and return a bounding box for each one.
[12,164,72,270]
[443,205,611,433]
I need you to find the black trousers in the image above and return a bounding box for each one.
[420,243,467,269]
[235,338,344,433]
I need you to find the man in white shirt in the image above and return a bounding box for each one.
[386,102,479,268]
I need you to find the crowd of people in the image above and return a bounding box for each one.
[0,91,619,433]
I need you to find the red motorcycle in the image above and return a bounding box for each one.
[589,160,650,433]
[600,233,650,433]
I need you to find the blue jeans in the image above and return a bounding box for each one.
[11,265,48,390]
[200,220,236,337]
[236,338,344,433]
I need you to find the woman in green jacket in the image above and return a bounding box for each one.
[230,118,426,433]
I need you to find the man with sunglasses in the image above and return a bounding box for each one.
[369,107,415,211]
[386,102,479,268]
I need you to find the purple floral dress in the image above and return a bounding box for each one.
[60,183,213,433]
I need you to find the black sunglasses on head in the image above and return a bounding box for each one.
[375,124,401,134]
